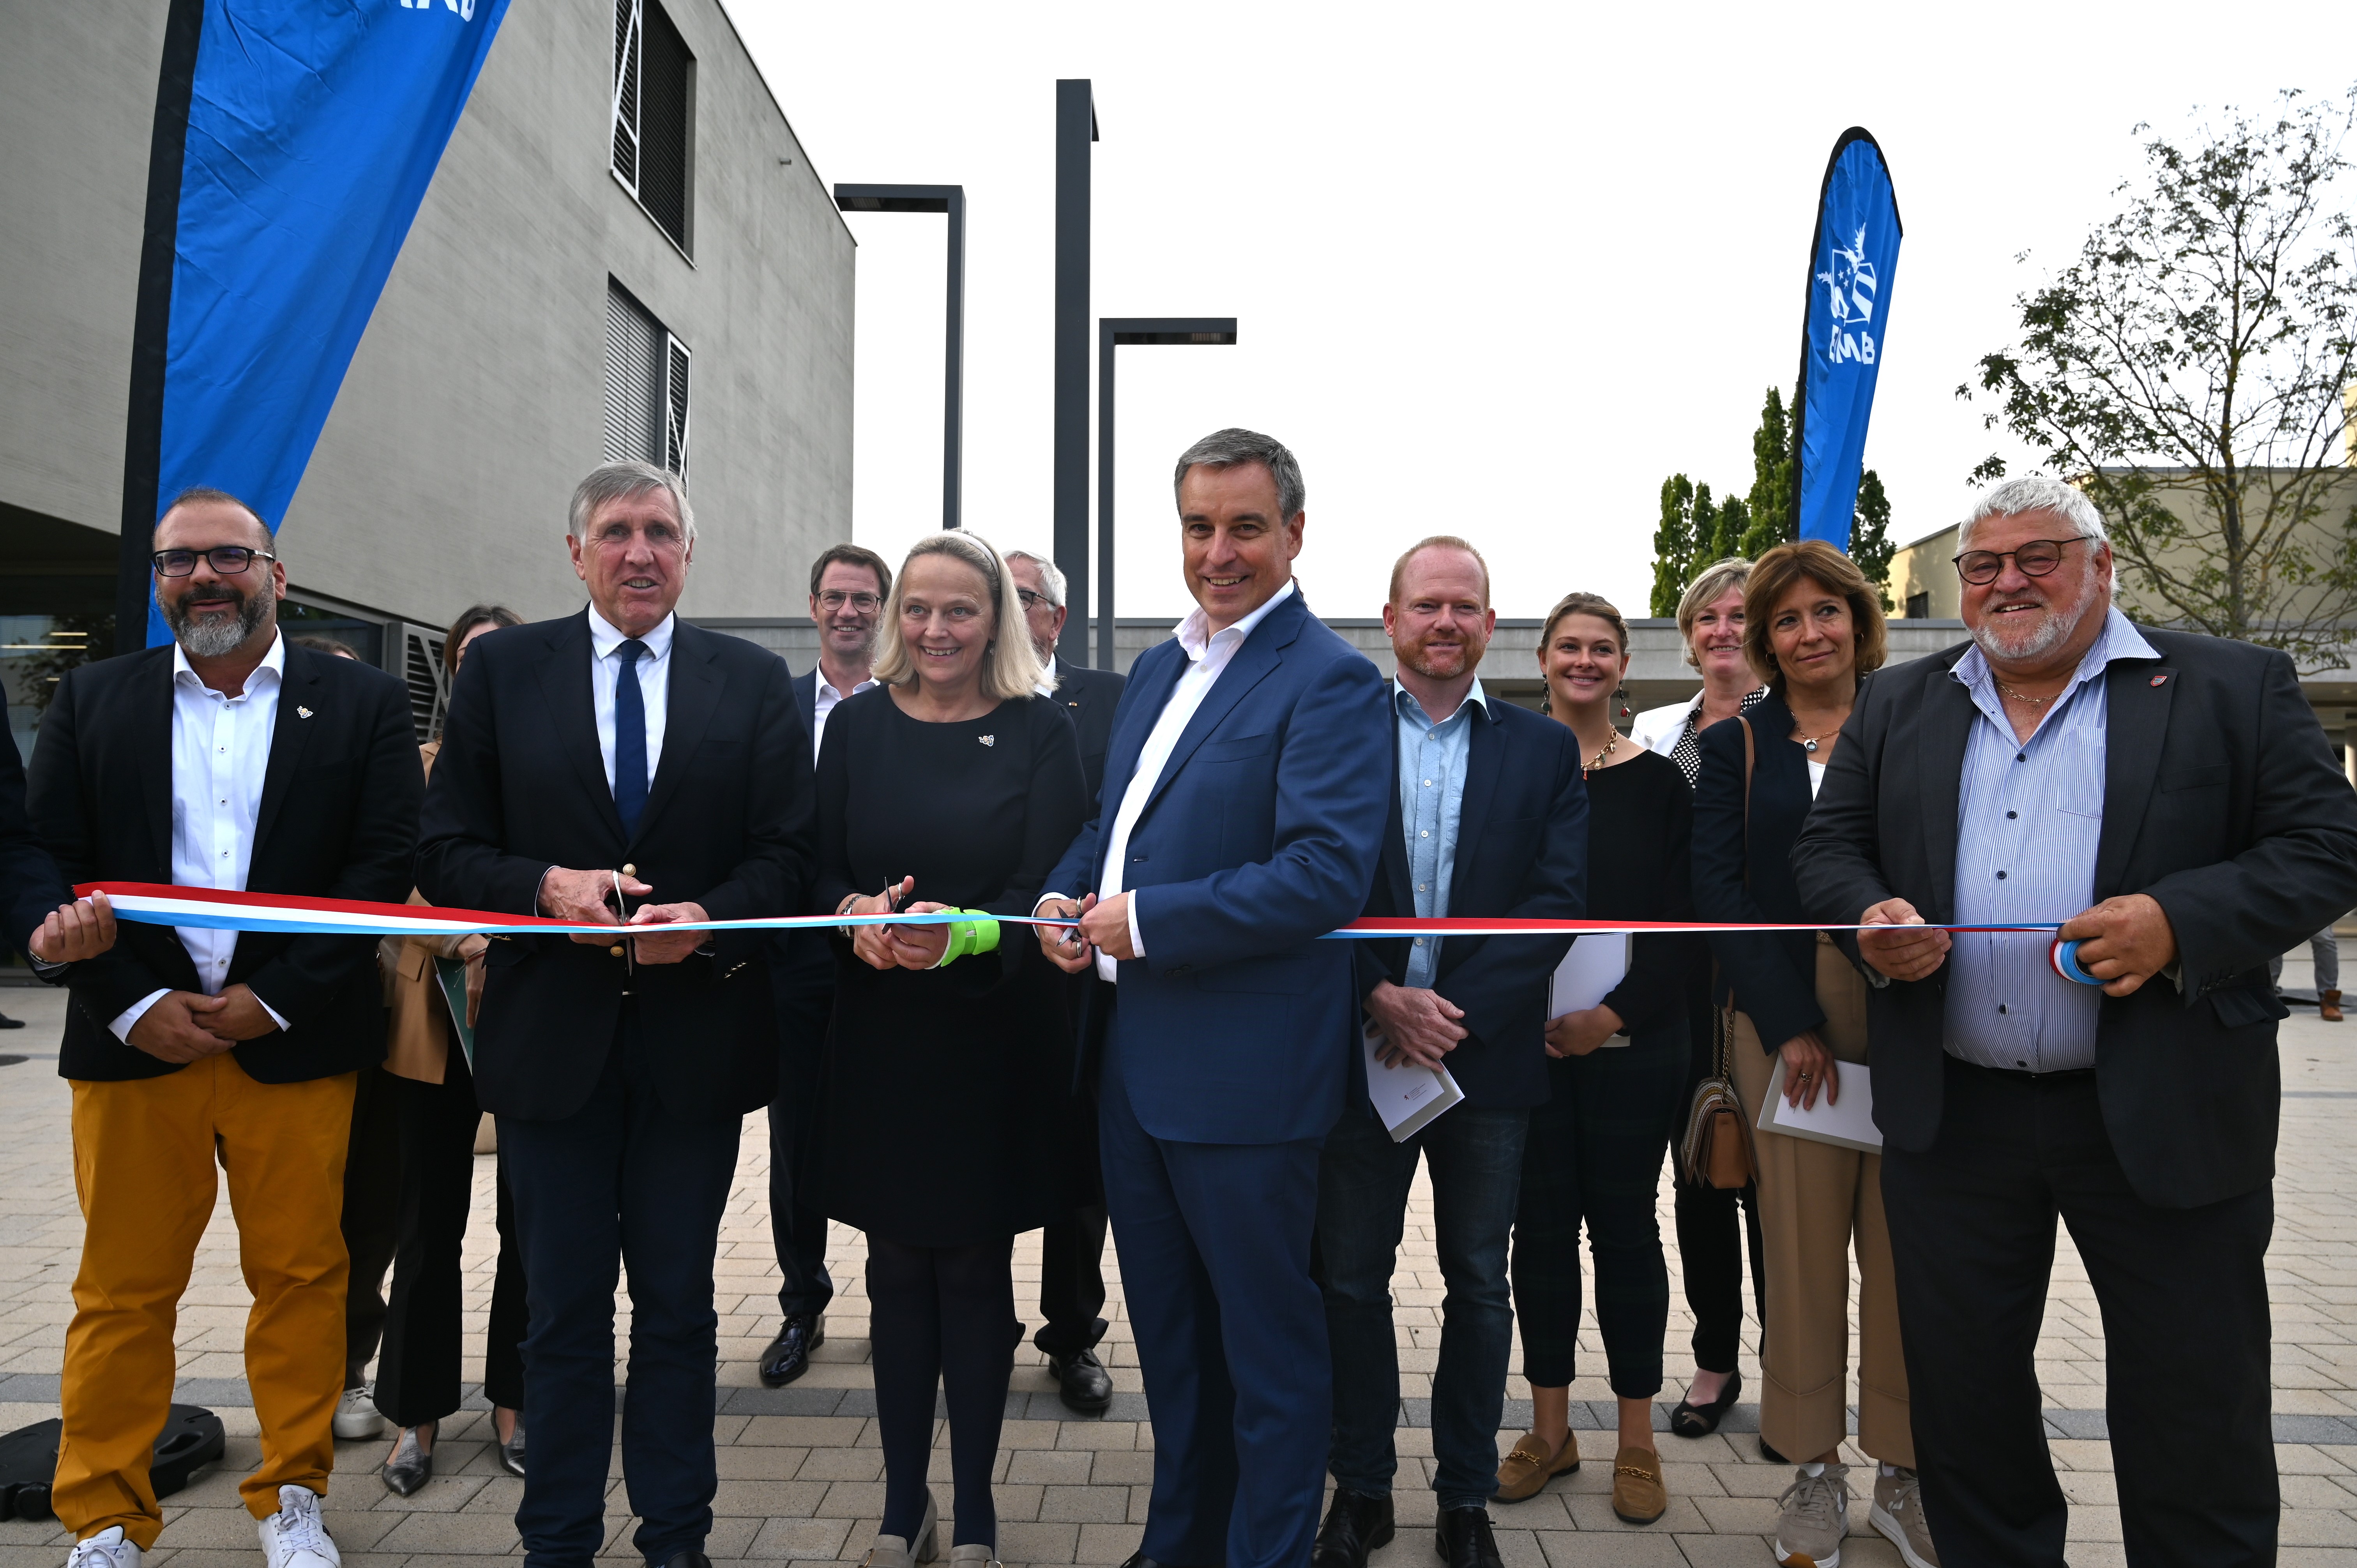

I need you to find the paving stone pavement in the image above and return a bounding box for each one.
[4,962,2357,1568]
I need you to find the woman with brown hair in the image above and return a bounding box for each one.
[1691,542,1936,1568]
[372,604,529,1494]
[1495,592,1698,1525]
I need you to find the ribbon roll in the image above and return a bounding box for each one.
[2049,938,2103,987]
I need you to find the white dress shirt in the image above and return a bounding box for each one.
[588,607,673,789]
[1084,579,1297,983]
[810,669,879,762]
[111,634,293,1041]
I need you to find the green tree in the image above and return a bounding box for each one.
[1744,385,1798,555]
[1853,468,1894,606]
[1962,87,2357,654]
[1652,475,1697,616]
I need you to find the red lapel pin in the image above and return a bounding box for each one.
[2150,674,2168,687]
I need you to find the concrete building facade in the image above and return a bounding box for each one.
[1,0,855,755]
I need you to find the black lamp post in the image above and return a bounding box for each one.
[1051,80,1097,662]
[1095,318,1239,671]
[834,183,966,531]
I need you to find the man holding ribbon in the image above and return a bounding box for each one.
[417,461,811,1568]
[1036,428,1392,1568]
[1795,475,2357,1568]
[29,487,421,1568]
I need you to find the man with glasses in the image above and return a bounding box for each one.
[28,487,421,1568]
[754,542,895,1389]
[1795,475,2357,1567]
[1004,549,1126,1412]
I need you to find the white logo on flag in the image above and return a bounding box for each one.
[1818,224,1879,366]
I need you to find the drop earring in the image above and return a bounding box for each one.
[1615,685,1632,720]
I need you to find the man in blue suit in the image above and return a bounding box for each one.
[1037,428,1392,1568]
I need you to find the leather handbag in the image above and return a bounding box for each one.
[1679,713,1758,1189]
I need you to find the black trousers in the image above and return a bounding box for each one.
[504,1010,743,1568]
[375,1048,528,1426]
[1883,1056,2277,1568]
[340,1064,403,1388]
[768,957,836,1319]
[1035,1206,1109,1358]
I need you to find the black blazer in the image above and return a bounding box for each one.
[1793,627,2357,1209]
[417,611,814,1122]
[1051,658,1127,808]
[1692,687,1826,1053]
[1353,694,1588,1109]
[28,642,421,1082]
[792,667,819,737]
[2,725,69,962]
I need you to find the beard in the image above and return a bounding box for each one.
[164,582,271,658]
[1971,562,2100,665]
[1399,632,1486,682]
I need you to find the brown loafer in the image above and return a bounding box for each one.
[1494,1429,1578,1502]
[1610,1445,1667,1524]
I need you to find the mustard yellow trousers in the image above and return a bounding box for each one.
[57,1055,356,1545]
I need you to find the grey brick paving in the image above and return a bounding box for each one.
[5,961,2357,1565]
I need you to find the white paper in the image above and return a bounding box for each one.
[1755,1057,1883,1153]
[1546,932,1632,1046]
[1362,1024,1465,1142]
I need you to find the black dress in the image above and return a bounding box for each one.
[810,685,1090,1247]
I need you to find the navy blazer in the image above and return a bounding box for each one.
[1353,692,1587,1109]
[2,725,69,963]
[1795,628,2357,1208]
[792,667,818,737]
[1051,658,1126,809]
[1692,686,1825,1053]
[1043,588,1392,1144]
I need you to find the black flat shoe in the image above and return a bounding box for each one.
[1310,1487,1393,1568]
[381,1422,433,1497]
[758,1314,824,1388]
[651,1552,711,1568]
[1048,1347,1113,1413]
[1759,1435,1786,1465]
[1668,1367,1743,1438]
[1434,1508,1502,1568]
[0,1013,22,1029]
[495,1411,525,1478]
[1117,1556,1213,1568]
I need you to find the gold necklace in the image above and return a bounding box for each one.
[1999,681,2057,707]
[1586,733,1617,774]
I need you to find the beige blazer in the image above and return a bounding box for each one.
[381,740,482,1083]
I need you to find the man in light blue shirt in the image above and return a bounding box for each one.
[1395,671,1484,989]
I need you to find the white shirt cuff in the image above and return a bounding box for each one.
[111,989,170,1042]
[256,994,292,1033]
[1126,891,1145,959]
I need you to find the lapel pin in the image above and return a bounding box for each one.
[297,705,314,718]
[977,734,995,747]
[2150,675,2168,687]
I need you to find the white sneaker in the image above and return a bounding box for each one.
[258,1485,341,1568]
[1871,1467,1941,1567]
[66,1527,141,1568]
[1772,1462,1850,1567]
[331,1385,383,1441]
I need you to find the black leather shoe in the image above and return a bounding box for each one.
[1048,1347,1113,1413]
[651,1552,711,1568]
[380,1422,433,1497]
[1118,1556,1212,1568]
[1434,1508,1502,1568]
[1310,1487,1394,1568]
[0,1012,23,1028]
[1668,1367,1743,1439]
[758,1314,824,1388]
[495,1410,525,1478]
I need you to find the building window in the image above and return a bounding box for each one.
[610,0,693,253]
[605,280,690,477]
[1905,591,1930,620]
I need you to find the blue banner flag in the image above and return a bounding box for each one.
[117,0,509,648]
[1792,128,1901,551]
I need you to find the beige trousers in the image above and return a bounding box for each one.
[1728,933,1913,1467]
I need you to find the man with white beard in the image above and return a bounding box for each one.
[1794,475,2357,1568]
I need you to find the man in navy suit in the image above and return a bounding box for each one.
[1007,548,1127,1412]
[756,542,895,1390]
[1037,429,1392,1568]
[1310,539,1586,1568]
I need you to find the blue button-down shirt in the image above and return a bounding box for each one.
[1944,607,2158,1072]
[1395,679,1487,989]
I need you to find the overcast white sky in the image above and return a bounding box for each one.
[725,0,2351,622]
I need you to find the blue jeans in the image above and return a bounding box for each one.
[1314,1097,1529,1512]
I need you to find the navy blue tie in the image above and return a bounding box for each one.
[613,639,649,837]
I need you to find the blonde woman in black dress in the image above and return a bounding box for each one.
[814,532,1088,1568]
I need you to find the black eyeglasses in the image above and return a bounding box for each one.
[1015,589,1055,611]
[1952,537,2094,586]
[815,590,882,614]
[152,546,276,577]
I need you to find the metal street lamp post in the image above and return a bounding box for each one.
[1095,318,1239,671]
[834,183,967,530]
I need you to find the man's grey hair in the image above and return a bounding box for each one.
[1004,550,1066,609]
[569,461,696,542]
[1172,428,1306,520]
[1961,475,2108,551]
